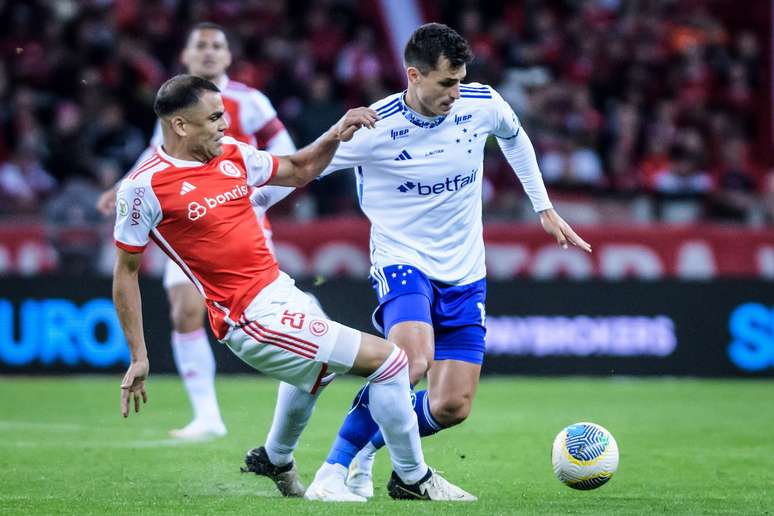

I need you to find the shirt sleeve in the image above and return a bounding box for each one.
[490,88,522,140]
[320,127,373,177]
[250,184,295,211]
[113,179,160,253]
[238,142,279,187]
[496,128,553,212]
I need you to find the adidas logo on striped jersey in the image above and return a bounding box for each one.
[394,150,413,161]
[179,181,197,195]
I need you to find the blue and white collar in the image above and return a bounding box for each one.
[400,92,447,129]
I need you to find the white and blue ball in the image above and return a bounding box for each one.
[551,422,619,490]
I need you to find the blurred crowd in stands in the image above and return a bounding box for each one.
[1,0,773,226]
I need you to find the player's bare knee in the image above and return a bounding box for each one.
[350,334,395,377]
[431,396,472,427]
[389,322,433,382]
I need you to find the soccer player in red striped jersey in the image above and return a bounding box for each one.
[97,23,297,441]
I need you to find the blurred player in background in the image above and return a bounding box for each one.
[253,23,591,500]
[97,22,296,440]
[114,74,475,502]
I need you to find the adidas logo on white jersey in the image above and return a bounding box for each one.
[179,181,197,195]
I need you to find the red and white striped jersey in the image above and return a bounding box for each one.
[114,137,280,339]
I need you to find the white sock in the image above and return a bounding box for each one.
[354,441,378,474]
[264,381,319,466]
[171,328,224,427]
[367,345,427,485]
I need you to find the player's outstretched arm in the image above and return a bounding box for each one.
[113,248,149,417]
[539,208,592,252]
[494,120,591,253]
[269,107,378,187]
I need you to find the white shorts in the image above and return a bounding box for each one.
[163,258,191,290]
[221,272,361,393]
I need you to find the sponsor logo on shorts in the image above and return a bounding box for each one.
[219,160,242,178]
[309,320,329,337]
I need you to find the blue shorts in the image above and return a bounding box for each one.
[369,264,486,365]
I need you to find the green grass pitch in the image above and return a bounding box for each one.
[1,376,772,514]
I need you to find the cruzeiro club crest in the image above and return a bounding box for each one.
[219,160,241,178]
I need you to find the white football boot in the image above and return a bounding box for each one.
[387,468,477,501]
[304,463,367,502]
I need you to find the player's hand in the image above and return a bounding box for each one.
[120,359,149,417]
[539,208,592,253]
[333,107,379,142]
[96,186,119,216]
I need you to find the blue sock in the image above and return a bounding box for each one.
[325,384,379,467]
[369,389,442,449]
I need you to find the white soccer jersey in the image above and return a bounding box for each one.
[322,83,551,285]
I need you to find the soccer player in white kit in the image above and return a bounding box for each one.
[113,74,475,502]
[97,23,297,440]
[251,23,591,500]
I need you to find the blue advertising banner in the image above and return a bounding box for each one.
[1,278,772,376]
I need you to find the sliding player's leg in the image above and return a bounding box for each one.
[241,292,336,496]
[228,273,473,501]
[243,377,337,496]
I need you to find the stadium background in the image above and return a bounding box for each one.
[0,1,773,513]
[1,0,772,377]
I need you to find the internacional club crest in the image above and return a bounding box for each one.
[309,320,329,337]
[219,160,242,178]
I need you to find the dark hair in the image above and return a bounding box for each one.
[186,21,229,46]
[404,23,473,74]
[153,74,220,117]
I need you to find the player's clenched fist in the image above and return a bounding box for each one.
[333,107,380,142]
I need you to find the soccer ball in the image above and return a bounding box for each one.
[551,422,619,490]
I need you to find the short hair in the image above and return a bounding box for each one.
[404,23,473,74]
[185,21,229,46]
[153,75,220,118]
